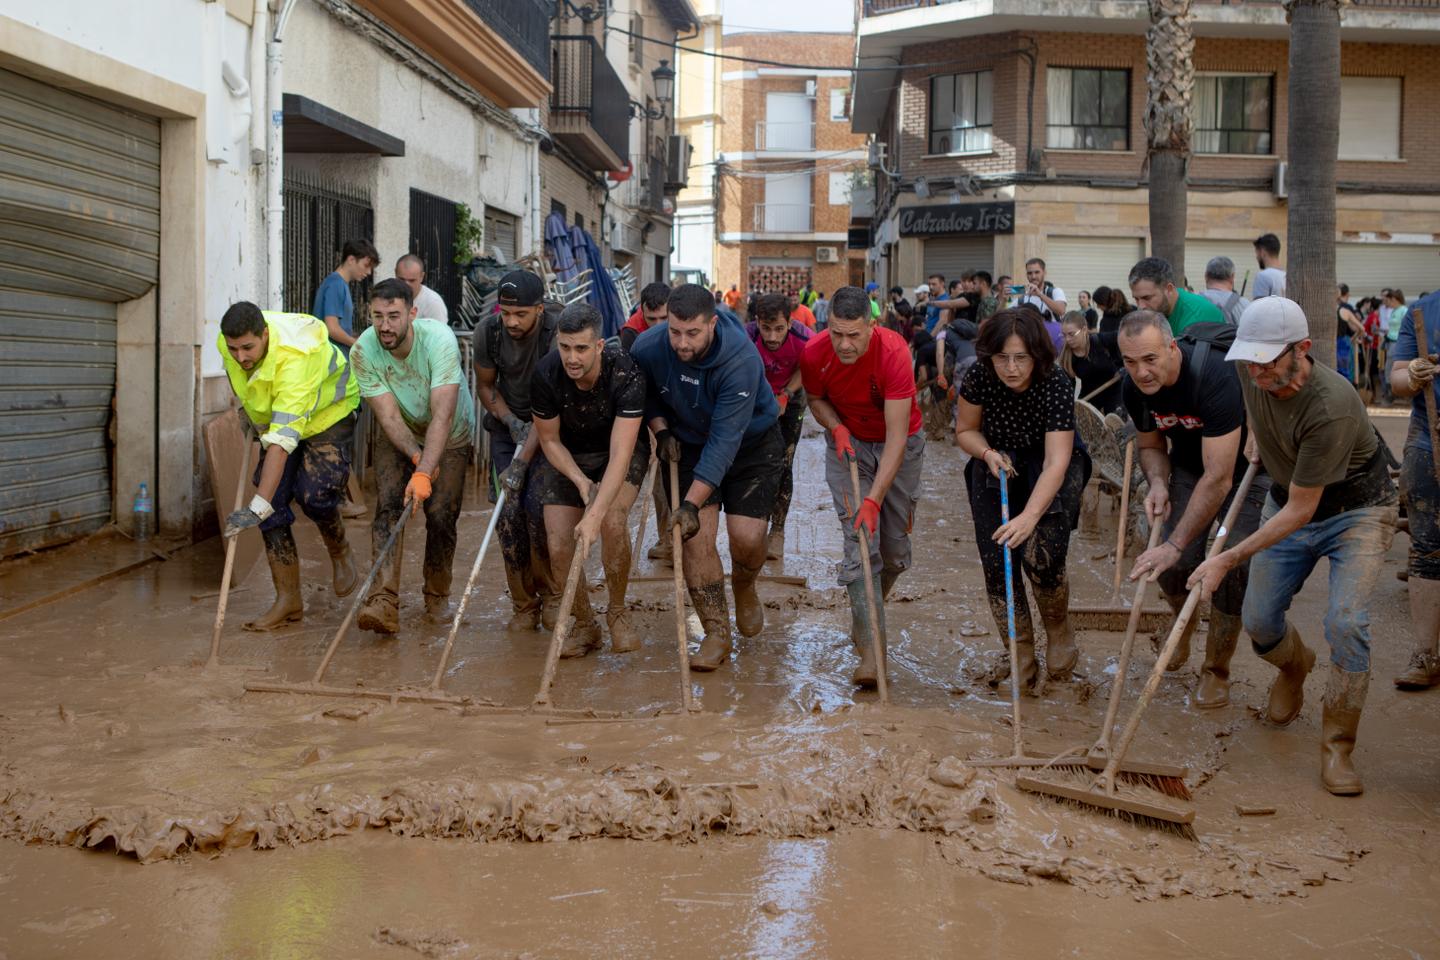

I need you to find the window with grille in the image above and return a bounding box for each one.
[629,12,644,68]
[928,70,993,155]
[1194,74,1273,155]
[1046,67,1130,150]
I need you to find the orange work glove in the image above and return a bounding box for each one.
[776,391,790,414]
[404,471,433,514]
[853,496,881,539]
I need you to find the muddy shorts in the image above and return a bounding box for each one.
[665,423,785,520]
[534,440,651,508]
[254,412,355,531]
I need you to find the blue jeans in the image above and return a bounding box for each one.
[1242,497,1398,672]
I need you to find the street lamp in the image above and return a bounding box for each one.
[629,60,676,120]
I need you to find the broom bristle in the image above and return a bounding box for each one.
[1015,771,1198,842]
[1038,755,1194,801]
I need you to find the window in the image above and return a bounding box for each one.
[1194,75,1272,155]
[628,12,644,68]
[1339,76,1402,160]
[1046,67,1130,150]
[928,70,993,154]
[830,89,850,122]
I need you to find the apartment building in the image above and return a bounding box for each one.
[671,0,723,285]
[714,32,868,298]
[852,0,1440,299]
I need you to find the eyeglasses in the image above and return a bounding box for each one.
[993,353,1034,369]
[1247,342,1297,371]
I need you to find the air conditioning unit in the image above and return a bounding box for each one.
[1274,161,1288,200]
[816,246,839,263]
[805,79,817,97]
[867,141,887,170]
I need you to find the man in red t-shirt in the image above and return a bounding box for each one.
[801,286,926,689]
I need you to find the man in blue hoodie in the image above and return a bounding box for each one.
[630,284,782,671]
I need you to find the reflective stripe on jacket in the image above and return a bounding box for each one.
[219,311,360,454]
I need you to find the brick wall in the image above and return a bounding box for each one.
[540,151,603,236]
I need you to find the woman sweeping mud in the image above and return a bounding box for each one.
[955,308,1090,691]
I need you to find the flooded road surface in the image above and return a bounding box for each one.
[2,420,1438,958]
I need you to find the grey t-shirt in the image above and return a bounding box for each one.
[1239,358,1376,491]
[1201,287,1250,325]
[1252,267,1286,299]
[474,314,554,421]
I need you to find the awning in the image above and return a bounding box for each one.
[282,94,405,156]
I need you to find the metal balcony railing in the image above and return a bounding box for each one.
[464,0,551,79]
[551,35,629,166]
[753,203,814,233]
[755,120,816,152]
[861,0,1440,14]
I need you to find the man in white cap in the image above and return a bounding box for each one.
[1190,298,1398,797]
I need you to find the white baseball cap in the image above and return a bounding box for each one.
[1225,297,1311,364]
[913,284,928,297]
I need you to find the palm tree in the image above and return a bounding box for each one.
[1144,0,1194,279]
[1283,0,1349,369]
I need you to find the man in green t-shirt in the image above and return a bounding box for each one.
[1129,256,1225,337]
[1190,298,1397,798]
[349,278,475,633]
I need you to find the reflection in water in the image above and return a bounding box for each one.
[746,839,831,959]
[220,846,356,960]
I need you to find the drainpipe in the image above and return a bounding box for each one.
[266,0,300,309]
[248,0,267,164]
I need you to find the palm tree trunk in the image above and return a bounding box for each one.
[1284,0,1349,369]
[1145,0,1194,279]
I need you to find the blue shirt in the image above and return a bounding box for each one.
[1391,290,1440,451]
[313,272,354,355]
[925,304,942,333]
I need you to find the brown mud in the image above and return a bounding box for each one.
[2,415,1439,957]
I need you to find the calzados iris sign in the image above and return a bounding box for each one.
[898,202,1015,237]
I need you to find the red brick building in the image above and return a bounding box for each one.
[852,0,1440,302]
[714,32,868,301]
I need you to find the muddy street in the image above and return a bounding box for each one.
[2,417,1438,959]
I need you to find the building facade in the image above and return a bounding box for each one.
[671,0,723,285]
[852,0,1440,302]
[714,32,868,299]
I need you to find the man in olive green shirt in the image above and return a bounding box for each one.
[1129,256,1226,336]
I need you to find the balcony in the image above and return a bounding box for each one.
[753,203,814,234]
[550,35,629,171]
[465,0,551,80]
[755,120,816,152]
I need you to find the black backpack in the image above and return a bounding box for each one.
[477,300,561,370]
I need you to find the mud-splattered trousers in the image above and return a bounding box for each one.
[1243,496,1399,673]
[253,413,354,534]
[490,428,553,612]
[1157,465,1271,617]
[1402,420,1440,580]
[964,450,1089,639]
[824,433,926,586]
[369,439,472,605]
[770,397,807,532]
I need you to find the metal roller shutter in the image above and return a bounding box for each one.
[485,209,519,263]
[1044,237,1145,301]
[0,67,159,556]
[1184,240,1260,294]
[1336,243,1440,303]
[922,237,994,284]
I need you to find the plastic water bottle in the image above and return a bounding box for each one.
[133,482,153,542]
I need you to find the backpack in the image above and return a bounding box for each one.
[1220,291,1245,325]
[479,300,560,369]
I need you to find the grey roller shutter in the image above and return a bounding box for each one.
[1044,237,1145,301]
[922,237,994,284]
[0,67,159,555]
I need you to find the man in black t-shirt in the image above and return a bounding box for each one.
[1119,310,1271,708]
[530,303,651,658]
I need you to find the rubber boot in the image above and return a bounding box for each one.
[731,560,765,638]
[1321,665,1368,796]
[560,589,604,659]
[765,525,785,562]
[847,575,888,689]
[244,526,303,631]
[1033,581,1078,680]
[313,512,358,598]
[1396,575,1440,690]
[688,581,733,672]
[988,615,1039,695]
[1161,590,1198,672]
[1195,608,1241,709]
[1256,622,1316,726]
[880,567,901,602]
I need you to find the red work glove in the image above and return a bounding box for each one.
[775,391,790,414]
[832,424,856,462]
[404,471,433,515]
[936,374,949,392]
[853,496,881,539]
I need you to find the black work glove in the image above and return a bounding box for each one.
[672,500,701,541]
[655,429,682,463]
[502,414,531,445]
[500,457,529,494]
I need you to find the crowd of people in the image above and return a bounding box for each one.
[208,229,1440,800]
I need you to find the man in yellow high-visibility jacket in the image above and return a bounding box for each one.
[219,301,362,630]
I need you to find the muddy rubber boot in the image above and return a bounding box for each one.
[313,512,358,598]
[1033,582,1078,680]
[987,618,1040,695]
[1195,609,1241,709]
[1256,622,1316,726]
[357,592,399,635]
[1161,590,1197,672]
[688,581,733,672]
[1321,665,1369,796]
[607,607,641,654]
[243,527,303,631]
[731,560,765,638]
[765,526,785,561]
[880,567,901,603]
[560,590,604,659]
[847,576,887,689]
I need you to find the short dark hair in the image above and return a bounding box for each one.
[222,301,266,338]
[396,252,425,273]
[888,286,904,297]
[1025,257,1046,270]
[558,301,603,336]
[640,282,671,311]
[961,269,977,282]
[976,307,1056,371]
[1117,308,1174,342]
[369,277,413,307]
[1339,282,1350,296]
[753,293,791,324]
[895,301,914,319]
[830,286,870,322]
[667,283,715,322]
[1254,233,1281,257]
[341,238,380,264]
[927,273,945,284]
[974,270,992,286]
[1128,257,1177,288]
